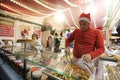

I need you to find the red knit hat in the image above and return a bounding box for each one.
[79,13,91,23]
[96,26,103,30]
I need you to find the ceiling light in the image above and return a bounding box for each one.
[54,12,65,23]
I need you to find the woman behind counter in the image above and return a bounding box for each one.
[31,34,44,58]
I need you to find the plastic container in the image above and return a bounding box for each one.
[8,56,16,61]
[32,70,42,80]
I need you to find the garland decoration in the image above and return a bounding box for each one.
[0,13,42,26]
[41,24,52,31]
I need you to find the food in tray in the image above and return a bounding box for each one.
[105,64,120,80]
[116,63,120,67]
[52,72,74,80]
[100,54,113,59]
[69,64,89,79]
[112,55,120,61]
[100,54,120,62]
[51,64,89,80]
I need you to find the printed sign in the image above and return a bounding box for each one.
[0,19,14,37]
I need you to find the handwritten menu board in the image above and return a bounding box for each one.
[0,19,14,37]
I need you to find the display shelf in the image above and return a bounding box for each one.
[23,57,80,80]
[16,39,33,52]
[110,36,120,44]
[0,48,91,80]
[2,39,14,51]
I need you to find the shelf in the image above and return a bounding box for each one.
[2,45,13,48]
[110,36,120,39]
[16,39,33,43]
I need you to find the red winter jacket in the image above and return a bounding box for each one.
[65,27,105,59]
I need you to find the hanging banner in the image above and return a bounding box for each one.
[0,19,14,37]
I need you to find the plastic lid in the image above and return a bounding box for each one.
[5,54,10,56]
[9,56,16,60]
[32,70,42,77]
[27,64,32,69]
[14,60,22,63]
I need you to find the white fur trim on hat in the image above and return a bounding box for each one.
[79,17,90,23]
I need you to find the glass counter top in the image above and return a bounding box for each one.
[0,48,91,80]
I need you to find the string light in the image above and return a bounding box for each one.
[68,8,78,28]
[64,0,78,7]
[78,5,83,13]
[1,3,23,15]
[0,3,43,17]
[10,0,46,15]
[34,0,66,12]
[8,0,78,28]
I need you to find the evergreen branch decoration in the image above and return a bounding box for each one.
[41,25,52,31]
[0,13,42,27]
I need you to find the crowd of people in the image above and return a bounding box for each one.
[29,13,106,64]
[29,30,65,59]
[2,12,119,64]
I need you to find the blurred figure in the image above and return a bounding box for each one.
[46,30,55,52]
[31,34,44,58]
[116,25,120,35]
[66,29,73,48]
[54,33,61,52]
[112,20,120,36]
[59,31,65,49]
[116,19,120,35]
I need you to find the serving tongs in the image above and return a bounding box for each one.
[65,50,73,64]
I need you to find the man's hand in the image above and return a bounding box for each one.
[82,54,92,63]
[65,47,70,54]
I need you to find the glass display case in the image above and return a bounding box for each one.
[0,48,91,80]
[3,47,120,80]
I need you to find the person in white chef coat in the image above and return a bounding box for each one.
[31,34,44,58]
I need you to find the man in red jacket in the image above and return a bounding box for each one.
[65,13,105,62]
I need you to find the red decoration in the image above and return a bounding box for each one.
[0,23,14,37]
[21,29,29,36]
[33,30,41,38]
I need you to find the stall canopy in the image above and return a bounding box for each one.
[0,0,119,29]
